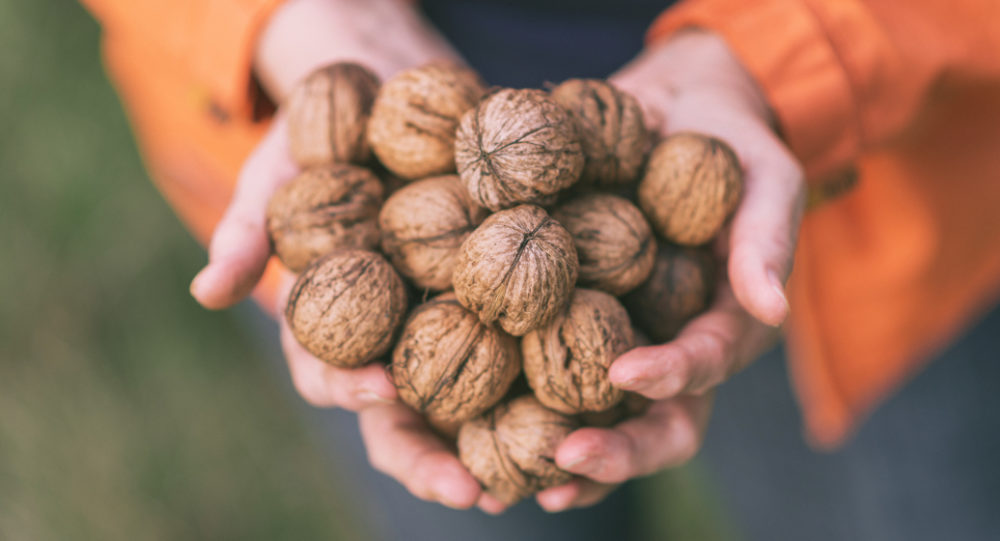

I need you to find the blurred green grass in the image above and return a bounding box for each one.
[0,2,734,540]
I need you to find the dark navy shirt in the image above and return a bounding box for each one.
[421,0,677,88]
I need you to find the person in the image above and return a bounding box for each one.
[79,0,1000,538]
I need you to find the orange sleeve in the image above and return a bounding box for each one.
[647,0,1000,179]
[79,0,287,121]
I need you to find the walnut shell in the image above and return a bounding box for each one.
[623,243,716,343]
[287,62,380,167]
[266,164,384,272]
[368,61,486,180]
[638,132,743,245]
[453,205,579,336]
[285,250,408,367]
[550,79,648,186]
[379,175,488,290]
[390,293,521,429]
[552,193,657,296]
[458,396,578,505]
[578,392,652,428]
[522,289,635,414]
[455,88,584,211]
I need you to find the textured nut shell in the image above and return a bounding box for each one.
[455,88,584,211]
[552,193,656,296]
[266,164,384,272]
[458,396,577,505]
[391,293,521,427]
[453,205,579,336]
[379,175,488,290]
[368,61,486,179]
[638,132,743,245]
[285,250,407,367]
[521,289,635,414]
[287,63,380,167]
[623,243,715,343]
[550,79,648,186]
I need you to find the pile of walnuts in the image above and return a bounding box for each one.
[268,61,741,505]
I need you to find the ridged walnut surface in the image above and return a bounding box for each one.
[552,193,657,296]
[379,175,488,290]
[522,289,635,414]
[550,79,649,186]
[455,88,584,211]
[623,243,715,343]
[452,205,579,336]
[287,62,380,167]
[638,132,742,245]
[391,293,521,429]
[457,396,577,505]
[285,250,407,367]
[266,164,384,272]
[368,61,486,180]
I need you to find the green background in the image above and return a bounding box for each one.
[0,2,733,539]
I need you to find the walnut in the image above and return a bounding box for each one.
[458,396,578,505]
[390,293,521,430]
[285,250,407,367]
[367,61,486,180]
[521,289,635,414]
[638,132,743,245]
[455,88,584,211]
[623,243,716,343]
[379,175,488,290]
[578,392,652,428]
[453,205,579,336]
[266,164,383,272]
[286,62,380,167]
[550,79,648,186]
[552,193,656,296]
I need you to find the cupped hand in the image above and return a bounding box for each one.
[536,30,807,511]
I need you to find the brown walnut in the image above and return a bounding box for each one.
[552,193,657,296]
[379,175,488,290]
[550,79,649,186]
[286,62,380,167]
[453,205,579,336]
[390,293,521,429]
[266,164,384,272]
[623,243,716,343]
[638,132,742,245]
[455,88,584,211]
[285,250,407,367]
[522,289,635,414]
[457,396,578,505]
[368,61,486,180]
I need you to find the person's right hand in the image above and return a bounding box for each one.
[189,0,461,411]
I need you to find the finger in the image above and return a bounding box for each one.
[556,395,713,484]
[191,117,299,309]
[726,142,805,327]
[536,479,618,512]
[277,273,397,410]
[360,404,481,510]
[610,287,773,398]
[476,493,507,515]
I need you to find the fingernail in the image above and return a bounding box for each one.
[767,269,790,325]
[562,454,598,474]
[189,269,208,298]
[356,390,394,406]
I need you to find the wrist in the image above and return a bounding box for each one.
[612,29,773,132]
[254,0,461,103]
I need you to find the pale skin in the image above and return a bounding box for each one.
[190,0,806,513]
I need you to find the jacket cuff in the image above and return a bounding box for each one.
[192,0,288,121]
[647,0,860,180]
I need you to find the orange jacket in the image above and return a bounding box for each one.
[81,0,1000,447]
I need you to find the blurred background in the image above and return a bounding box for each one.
[0,1,733,539]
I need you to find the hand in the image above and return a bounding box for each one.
[190,0,461,410]
[535,30,807,511]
